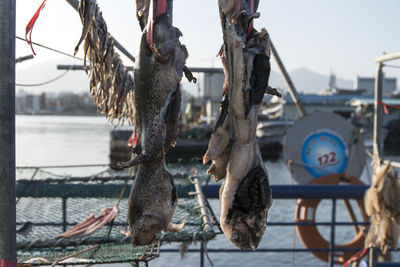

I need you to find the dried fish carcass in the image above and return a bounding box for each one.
[203,0,275,250]
[74,0,192,246]
[364,164,400,255]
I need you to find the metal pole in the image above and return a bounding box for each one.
[64,0,136,63]
[329,199,336,267]
[343,199,360,234]
[375,52,400,63]
[373,62,383,162]
[166,0,173,24]
[369,247,378,267]
[62,198,67,232]
[193,177,211,267]
[200,242,205,267]
[0,0,16,266]
[193,178,212,232]
[57,64,224,74]
[270,41,307,118]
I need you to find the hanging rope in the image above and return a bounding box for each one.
[16,68,70,87]
[16,36,84,61]
[384,64,400,69]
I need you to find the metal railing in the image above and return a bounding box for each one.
[17,181,390,266]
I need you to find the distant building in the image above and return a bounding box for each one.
[354,75,397,96]
[318,87,366,96]
[25,94,41,113]
[202,72,224,101]
[319,73,365,96]
[201,72,224,125]
[284,94,362,121]
[40,93,46,110]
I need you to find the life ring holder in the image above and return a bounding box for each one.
[295,174,369,264]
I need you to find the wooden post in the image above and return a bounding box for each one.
[373,62,383,162]
[270,41,307,118]
[0,0,17,266]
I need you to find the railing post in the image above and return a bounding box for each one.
[62,197,67,232]
[373,62,383,162]
[369,247,378,267]
[0,0,16,266]
[200,242,205,267]
[329,198,337,267]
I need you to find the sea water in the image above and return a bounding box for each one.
[16,115,398,267]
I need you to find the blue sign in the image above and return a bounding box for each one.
[301,130,348,178]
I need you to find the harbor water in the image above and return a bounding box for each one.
[16,115,398,267]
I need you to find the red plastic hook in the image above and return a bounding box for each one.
[146,0,167,48]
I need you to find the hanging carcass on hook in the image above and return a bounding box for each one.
[74,0,195,246]
[203,0,279,250]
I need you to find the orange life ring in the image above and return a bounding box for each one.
[295,174,369,264]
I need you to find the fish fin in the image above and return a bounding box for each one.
[203,126,230,164]
[183,66,197,83]
[266,86,281,97]
[166,220,186,233]
[111,153,152,170]
[120,230,131,237]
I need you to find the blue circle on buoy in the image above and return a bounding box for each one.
[301,130,348,178]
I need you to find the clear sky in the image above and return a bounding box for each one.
[16,0,400,89]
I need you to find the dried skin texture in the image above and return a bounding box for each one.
[364,164,400,254]
[203,2,273,250]
[128,162,178,245]
[75,0,188,246]
[125,12,188,246]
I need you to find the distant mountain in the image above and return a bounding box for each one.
[290,67,353,93]
[268,67,353,94]
[16,58,90,95]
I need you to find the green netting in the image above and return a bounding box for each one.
[16,166,216,266]
[18,243,155,266]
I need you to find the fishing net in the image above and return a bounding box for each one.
[16,166,216,266]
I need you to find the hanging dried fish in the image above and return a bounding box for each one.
[74,0,193,246]
[74,0,135,125]
[364,164,400,255]
[203,0,276,250]
[117,0,191,246]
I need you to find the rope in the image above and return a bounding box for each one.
[16,172,192,184]
[16,167,39,204]
[84,180,128,263]
[106,180,128,237]
[203,241,214,267]
[50,244,99,267]
[16,36,83,61]
[17,163,109,169]
[383,64,400,69]
[16,69,70,87]
[203,175,223,234]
